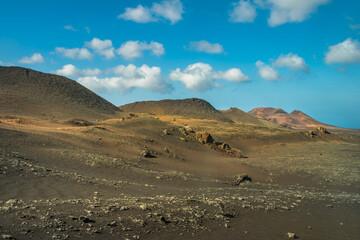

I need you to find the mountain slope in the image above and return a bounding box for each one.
[0,66,119,120]
[120,98,232,122]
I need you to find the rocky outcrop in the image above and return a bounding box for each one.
[196,132,214,144]
[306,126,330,138]
[195,132,245,158]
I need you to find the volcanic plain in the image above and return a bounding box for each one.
[0,66,359,240]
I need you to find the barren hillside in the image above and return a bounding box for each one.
[0,66,119,120]
[120,98,232,122]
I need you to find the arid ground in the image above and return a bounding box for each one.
[0,67,359,239]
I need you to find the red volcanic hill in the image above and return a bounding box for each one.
[220,107,280,128]
[248,107,341,130]
[0,66,119,120]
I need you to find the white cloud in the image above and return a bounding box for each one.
[0,61,2,65]
[169,62,249,92]
[55,64,102,78]
[256,60,279,81]
[151,0,183,24]
[118,0,183,24]
[253,0,267,8]
[118,5,157,23]
[85,27,91,34]
[55,47,93,60]
[187,40,224,54]
[266,0,329,27]
[230,0,257,23]
[273,53,308,71]
[85,38,115,59]
[325,38,360,65]
[64,25,77,31]
[219,68,250,82]
[78,64,170,93]
[116,41,164,60]
[19,53,44,64]
[170,63,216,91]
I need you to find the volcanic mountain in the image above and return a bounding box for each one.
[220,107,280,127]
[120,98,232,122]
[248,107,340,130]
[0,66,119,120]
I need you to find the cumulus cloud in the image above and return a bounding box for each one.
[232,0,330,26]
[117,41,165,60]
[118,5,156,23]
[187,40,224,54]
[273,53,308,71]
[55,64,102,78]
[85,38,115,59]
[169,62,249,92]
[55,47,93,60]
[118,0,183,24]
[219,68,250,82]
[256,60,279,81]
[229,0,257,23]
[325,38,360,65]
[64,25,77,31]
[151,0,183,24]
[266,0,329,27]
[78,64,170,93]
[19,53,44,64]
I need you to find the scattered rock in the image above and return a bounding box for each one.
[315,126,330,135]
[179,127,188,136]
[80,216,95,223]
[107,221,117,227]
[184,125,195,133]
[159,216,170,224]
[196,132,214,144]
[232,174,252,186]
[66,119,92,126]
[218,143,231,151]
[120,206,129,211]
[2,235,15,240]
[287,232,297,239]
[139,204,148,211]
[141,149,155,158]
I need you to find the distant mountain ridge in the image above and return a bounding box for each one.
[120,98,232,122]
[248,107,341,130]
[0,66,119,120]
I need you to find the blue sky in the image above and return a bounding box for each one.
[1,0,360,128]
